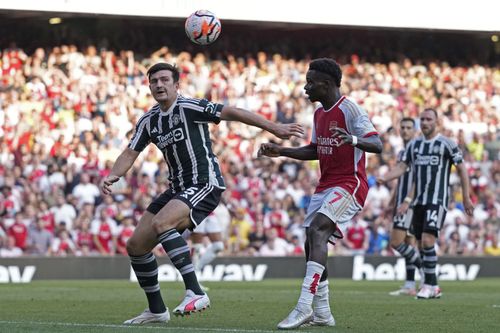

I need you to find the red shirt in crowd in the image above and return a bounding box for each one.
[8,222,28,249]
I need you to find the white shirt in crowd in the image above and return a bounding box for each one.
[72,183,100,206]
[50,204,77,230]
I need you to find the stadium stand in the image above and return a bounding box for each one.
[0,17,499,257]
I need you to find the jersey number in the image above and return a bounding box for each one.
[426,209,438,227]
[328,192,342,205]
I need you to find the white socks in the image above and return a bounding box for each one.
[297,261,325,311]
[313,280,331,317]
[194,241,224,271]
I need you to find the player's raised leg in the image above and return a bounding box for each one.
[153,199,208,316]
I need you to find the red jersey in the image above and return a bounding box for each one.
[76,230,94,250]
[312,96,378,206]
[116,225,135,253]
[8,222,28,249]
[346,223,367,250]
[91,220,116,253]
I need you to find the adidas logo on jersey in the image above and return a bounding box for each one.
[151,127,159,133]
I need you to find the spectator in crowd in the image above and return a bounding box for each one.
[26,219,53,255]
[0,236,23,257]
[7,213,28,251]
[49,229,77,256]
[0,37,498,262]
[259,228,292,256]
[72,173,101,207]
[248,222,267,254]
[90,209,117,256]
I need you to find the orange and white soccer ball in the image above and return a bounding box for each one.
[185,10,221,45]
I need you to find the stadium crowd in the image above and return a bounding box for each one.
[0,41,499,258]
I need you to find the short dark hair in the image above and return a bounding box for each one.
[309,58,342,87]
[147,62,180,82]
[401,117,415,127]
[423,108,438,118]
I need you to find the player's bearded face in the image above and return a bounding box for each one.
[149,70,179,104]
[420,111,437,136]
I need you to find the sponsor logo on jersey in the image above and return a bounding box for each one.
[156,128,185,149]
[173,128,184,142]
[415,154,440,166]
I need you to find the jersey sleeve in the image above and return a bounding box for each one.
[351,113,378,138]
[310,108,319,144]
[402,140,415,165]
[444,137,464,165]
[127,114,151,152]
[191,98,224,124]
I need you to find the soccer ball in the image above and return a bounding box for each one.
[185,10,221,45]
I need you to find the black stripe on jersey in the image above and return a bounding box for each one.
[180,105,200,187]
[128,96,225,191]
[128,106,159,151]
[407,135,462,209]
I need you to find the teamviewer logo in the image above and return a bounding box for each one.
[173,128,185,142]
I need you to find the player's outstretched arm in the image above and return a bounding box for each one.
[102,148,140,195]
[220,105,304,139]
[456,163,475,216]
[258,143,317,160]
[376,162,408,185]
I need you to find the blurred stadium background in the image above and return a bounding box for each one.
[0,0,499,278]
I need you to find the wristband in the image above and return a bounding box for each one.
[351,135,358,146]
[403,197,412,204]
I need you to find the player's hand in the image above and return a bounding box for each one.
[258,143,281,158]
[396,202,410,215]
[331,127,354,146]
[376,176,386,185]
[271,123,304,140]
[463,197,474,216]
[102,175,120,195]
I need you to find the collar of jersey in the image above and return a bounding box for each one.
[422,133,441,142]
[322,95,346,113]
[159,96,178,115]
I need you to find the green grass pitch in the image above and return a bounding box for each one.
[1,279,499,332]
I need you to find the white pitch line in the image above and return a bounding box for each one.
[0,320,311,333]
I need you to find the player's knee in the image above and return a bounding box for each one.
[126,237,142,256]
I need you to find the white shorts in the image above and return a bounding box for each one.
[192,214,222,234]
[303,187,361,241]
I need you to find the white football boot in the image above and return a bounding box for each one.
[389,286,417,296]
[277,306,313,330]
[173,289,210,316]
[123,308,170,325]
[309,313,336,327]
[416,284,442,299]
